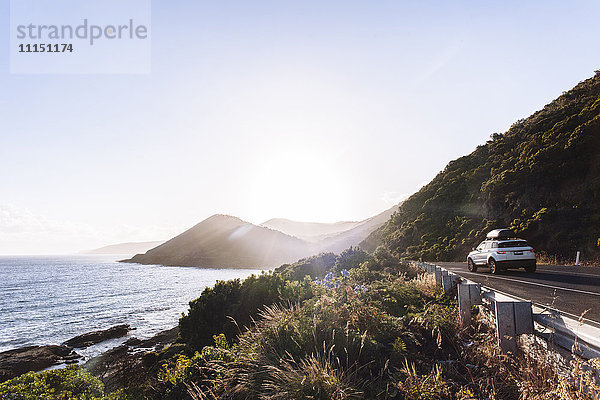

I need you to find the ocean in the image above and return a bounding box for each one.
[0,255,262,358]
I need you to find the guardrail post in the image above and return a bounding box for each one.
[434,266,442,286]
[450,273,460,286]
[458,283,482,328]
[440,269,448,289]
[469,284,482,305]
[495,302,517,353]
[441,270,458,293]
[442,275,450,292]
[495,301,533,353]
[514,302,534,335]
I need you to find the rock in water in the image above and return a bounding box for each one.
[63,324,131,348]
[0,345,80,382]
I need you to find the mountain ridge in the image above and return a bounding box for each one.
[123,214,316,269]
[122,204,400,269]
[260,218,362,242]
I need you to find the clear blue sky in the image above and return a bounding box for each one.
[1,0,599,254]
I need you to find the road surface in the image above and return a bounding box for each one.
[436,262,600,324]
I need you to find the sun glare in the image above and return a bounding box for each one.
[243,146,350,223]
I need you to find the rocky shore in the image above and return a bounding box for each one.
[84,327,179,390]
[0,324,177,383]
[0,345,80,382]
[63,324,131,348]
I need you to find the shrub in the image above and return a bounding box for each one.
[179,272,312,351]
[261,354,364,400]
[395,361,451,400]
[333,247,372,273]
[274,253,337,281]
[0,366,120,400]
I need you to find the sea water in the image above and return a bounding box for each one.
[0,255,262,356]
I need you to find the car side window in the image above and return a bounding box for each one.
[477,242,485,251]
[491,242,498,248]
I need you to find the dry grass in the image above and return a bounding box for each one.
[411,270,437,289]
[455,309,600,400]
[260,353,364,400]
[186,303,369,400]
[536,252,600,267]
[571,358,600,400]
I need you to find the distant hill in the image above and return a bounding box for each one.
[362,71,600,262]
[84,241,165,255]
[123,205,401,269]
[122,215,319,269]
[260,219,361,242]
[319,204,401,253]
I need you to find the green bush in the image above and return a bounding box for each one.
[179,272,312,351]
[274,253,337,281]
[333,247,372,272]
[0,366,120,400]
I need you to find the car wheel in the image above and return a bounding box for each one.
[468,258,477,272]
[489,258,500,274]
[525,264,536,273]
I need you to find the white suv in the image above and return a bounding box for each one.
[467,229,536,274]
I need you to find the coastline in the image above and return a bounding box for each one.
[0,324,179,383]
[0,256,261,363]
[1,255,265,388]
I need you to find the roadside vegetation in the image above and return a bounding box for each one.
[3,247,597,399]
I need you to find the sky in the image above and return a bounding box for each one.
[1,0,599,254]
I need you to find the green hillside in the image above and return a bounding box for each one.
[362,71,600,262]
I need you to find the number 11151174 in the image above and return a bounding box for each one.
[18,43,73,53]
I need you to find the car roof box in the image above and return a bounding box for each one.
[486,229,516,240]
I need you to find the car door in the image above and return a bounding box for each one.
[473,242,486,264]
[490,242,498,259]
[487,242,498,262]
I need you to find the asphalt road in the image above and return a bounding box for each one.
[436,262,600,324]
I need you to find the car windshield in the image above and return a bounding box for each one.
[498,240,529,248]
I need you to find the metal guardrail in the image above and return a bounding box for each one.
[533,305,600,360]
[411,261,600,359]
